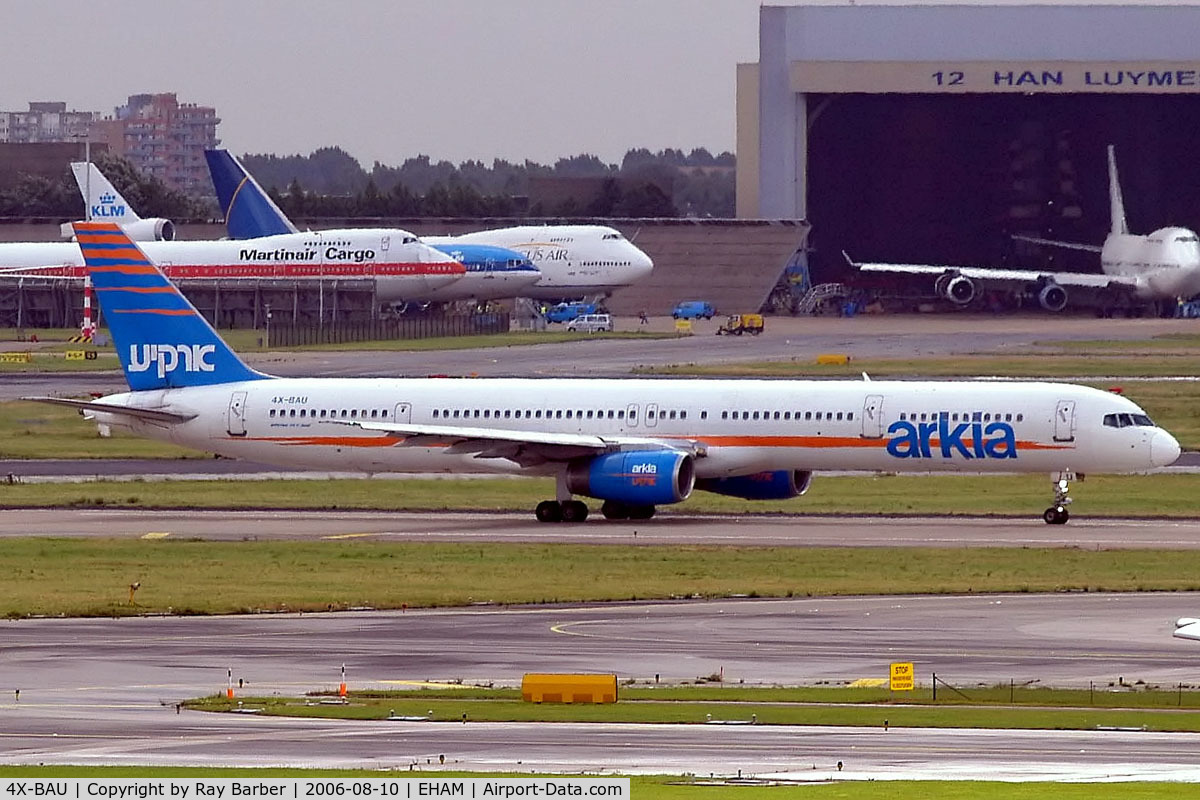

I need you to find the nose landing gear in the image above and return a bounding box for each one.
[1043,472,1074,525]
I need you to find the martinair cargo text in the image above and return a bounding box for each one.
[204,149,542,303]
[850,146,1200,312]
[35,222,1181,527]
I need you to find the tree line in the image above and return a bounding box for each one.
[246,146,735,219]
[0,146,736,220]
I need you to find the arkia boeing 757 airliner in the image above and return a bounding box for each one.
[34,223,1180,525]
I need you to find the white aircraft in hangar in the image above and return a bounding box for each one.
[31,222,1181,526]
[849,146,1200,312]
[0,162,469,305]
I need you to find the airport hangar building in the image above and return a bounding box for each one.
[736,3,1200,287]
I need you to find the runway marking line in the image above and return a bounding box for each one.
[321,533,383,540]
[377,680,482,688]
[140,532,170,539]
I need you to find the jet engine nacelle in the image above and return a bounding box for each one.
[61,218,176,242]
[696,470,813,501]
[1037,281,1068,312]
[935,272,976,305]
[566,450,695,506]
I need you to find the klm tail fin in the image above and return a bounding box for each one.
[70,162,142,225]
[205,149,298,240]
[1108,144,1129,235]
[73,222,271,391]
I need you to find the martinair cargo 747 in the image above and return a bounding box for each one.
[0,224,464,305]
[850,146,1200,312]
[37,222,1181,525]
[204,150,542,303]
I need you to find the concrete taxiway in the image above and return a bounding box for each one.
[5,508,1200,549]
[3,314,1194,400]
[2,594,1200,778]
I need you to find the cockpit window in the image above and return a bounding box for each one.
[1177,235,1199,243]
[1103,413,1155,428]
[403,236,417,244]
[601,233,623,240]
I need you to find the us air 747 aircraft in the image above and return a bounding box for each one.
[851,146,1200,312]
[39,222,1180,525]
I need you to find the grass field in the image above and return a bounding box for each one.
[6,538,1200,617]
[1,473,1196,517]
[0,770,1190,800]
[184,686,1200,732]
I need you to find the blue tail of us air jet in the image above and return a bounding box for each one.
[74,222,271,391]
[205,149,298,240]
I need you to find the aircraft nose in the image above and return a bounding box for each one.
[632,249,654,278]
[1151,430,1181,467]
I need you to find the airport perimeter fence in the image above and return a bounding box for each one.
[924,673,1200,707]
[266,312,510,348]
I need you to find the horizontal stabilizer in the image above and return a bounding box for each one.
[23,396,196,423]
[1013,234,1103,254]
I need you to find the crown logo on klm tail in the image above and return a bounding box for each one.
[99,192,116,205]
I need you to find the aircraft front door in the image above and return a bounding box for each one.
[1054,400,1077,443]
[861,394,885,438]
[644,402,658,428]
[394,402,412,423]
[227,391,248,437]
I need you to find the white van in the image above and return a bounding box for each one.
[567,313,613,333]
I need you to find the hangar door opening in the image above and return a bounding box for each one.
[805,93,1200,286]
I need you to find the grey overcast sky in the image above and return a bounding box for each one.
[6,0,1188,168]
[0,0,764,167]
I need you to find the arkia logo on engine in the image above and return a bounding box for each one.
[129,344,216,378]
[886,418,1018,460]
[630,462,658,486]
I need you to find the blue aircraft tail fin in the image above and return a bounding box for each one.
[74,221,272,391]
[205,149,298,240]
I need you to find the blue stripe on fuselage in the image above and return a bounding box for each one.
[431,243,538,273]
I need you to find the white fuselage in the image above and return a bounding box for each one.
[1101,227,1200,299]
[427,225,654,299]
[90,378,1176,479]
[0,229,465,303]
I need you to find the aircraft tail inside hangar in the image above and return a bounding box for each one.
[736,4,1200,284]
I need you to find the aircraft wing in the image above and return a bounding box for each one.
[23,396,197,423]
[335,419,703,468]
[1174,617,1200,642]
[1012,234,1103,254]
[855,261,1139,290]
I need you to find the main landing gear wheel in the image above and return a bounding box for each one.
[600,501,656,520]
[561,500,589,522]
[601,500,630,520]
[535,500,589,523]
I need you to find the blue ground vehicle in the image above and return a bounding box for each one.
[544,302,596,323]
[672,300,715,320]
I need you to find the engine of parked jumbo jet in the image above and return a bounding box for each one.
[1037,281,1068,311]
[696,470,813,500]
[62,218,176,242]
[934,271,976,305]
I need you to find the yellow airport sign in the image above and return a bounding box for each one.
[65,350,86,361]
[674,319,693,334]
[816,353,850,365]
[0,352,31,363]
[890,662,915,691]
